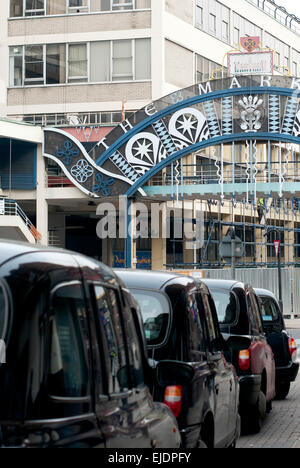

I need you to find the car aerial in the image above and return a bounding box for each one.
[202,279,276,434]
[0,240,181,448]
[255,288,299,400]
[115,269,245,449]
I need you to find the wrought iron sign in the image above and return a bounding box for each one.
[43,75,300,198]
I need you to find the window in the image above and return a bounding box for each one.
[187,293,206,361]
[120,290,145,387]
[209,13,216,34]
[25,45,44,85]
[46,44,66,84]
[234,28,240,47]
[10,39,150,86]
[247,292,263,335]
[209,289,239,326]
[90,41,110,82]
[68,0,89,13]
[10,0,23,17]
[260,298,279,322]
[68,43,88,82]
[9,46,23,86]
[199,293,218,346]
[93,285,130,394]
[25,0,45,16]
[196,5,203,26]
[131,289,171,347]
[48,283,90,398]
[135,38,151,80]
[222,20,229,42]
[112,40,133,81]
[100,0,150,11]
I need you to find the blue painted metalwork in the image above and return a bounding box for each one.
[125,132,300,197]
[91,173,115,196]
[95,86,300,167]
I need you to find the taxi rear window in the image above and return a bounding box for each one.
[130,288,171,347]
[209,288,239,326]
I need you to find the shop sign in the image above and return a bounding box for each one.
[113,251,152,269]
[228,51,273,76]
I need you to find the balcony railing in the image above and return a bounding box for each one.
[0,198,41,242]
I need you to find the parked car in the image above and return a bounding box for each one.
[255,288,299,400]
[116,269,244,449]
[0,240,181,448]
[202,279,276,434]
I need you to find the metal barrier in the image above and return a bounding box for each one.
[202,267,294,318]
[0,198,41,242]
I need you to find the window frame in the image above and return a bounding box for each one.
[67,42,89,83]
[129,287,173,350]
[48,280,92,404]
[24,0,46,16]
[9,39,151,87]
[89,281,134,396]
[67,0,90,14]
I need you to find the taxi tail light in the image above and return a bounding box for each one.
[288,337,297,362]
[163,386,183,419]
[238,349,251,371]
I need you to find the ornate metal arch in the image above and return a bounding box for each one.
[43,74,300,199]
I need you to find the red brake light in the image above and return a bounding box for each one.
[164,386,183,418]
[288,337,298,362]
[238,349,251,371]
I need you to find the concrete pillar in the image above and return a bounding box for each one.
[152,237,167,270]
[36,144,48,245]
[102,238,113,267]
[125,199,137,269]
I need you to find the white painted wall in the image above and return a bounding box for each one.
[0,1,9,117]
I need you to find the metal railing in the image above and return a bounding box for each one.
[149,161,300,187]
[0,198,41,242]
[46,171,75,188]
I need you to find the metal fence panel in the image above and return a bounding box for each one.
[203,268,292,317]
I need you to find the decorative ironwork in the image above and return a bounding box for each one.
[91,173,115,196]
[56,140,80,165]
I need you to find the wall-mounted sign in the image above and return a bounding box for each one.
[228,51,273,76]
[240,36,261,53]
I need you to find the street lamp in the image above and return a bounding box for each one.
[264,227,283,313]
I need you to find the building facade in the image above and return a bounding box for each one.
[1,0,300,275]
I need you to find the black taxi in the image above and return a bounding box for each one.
[116,269,245,449]
[0,240,181,448]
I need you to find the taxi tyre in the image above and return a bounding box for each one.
[245,390,267,434]
[275,381,290,400]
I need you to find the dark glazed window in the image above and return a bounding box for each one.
[130,289,171,347]
[94,285,130,393]
[187,293,206,361]
[48,283,90,398]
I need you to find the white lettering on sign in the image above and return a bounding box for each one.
[198,82,212,95]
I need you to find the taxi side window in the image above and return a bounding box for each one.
[93,285,130,394]
[48,282,90,400]
[186,293,206,361]
[247,292,263,335]
[198,292,219,352]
